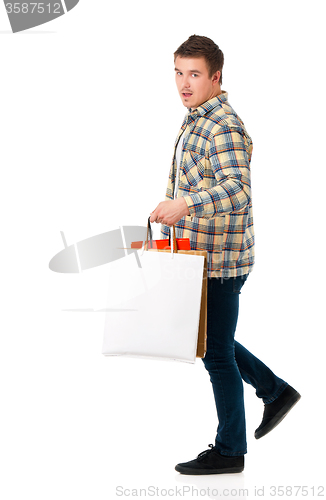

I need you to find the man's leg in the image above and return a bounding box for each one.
[234,342,301,438]
[175,273,300,475]
[175,274,247,475]
[202,274,248,456]
[235,342,287,404]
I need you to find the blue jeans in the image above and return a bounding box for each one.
[202,274,287,456]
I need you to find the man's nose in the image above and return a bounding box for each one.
[182,75,191,88]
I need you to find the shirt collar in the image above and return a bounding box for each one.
[188,90,228,117]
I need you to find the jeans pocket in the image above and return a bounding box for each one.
[232,274,248,294]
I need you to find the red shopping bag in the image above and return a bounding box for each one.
[131,218,191,251]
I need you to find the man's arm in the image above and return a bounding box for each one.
[183,127,252,219]
[151,126,251,227]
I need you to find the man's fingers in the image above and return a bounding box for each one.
[150,210,164,224]
[150,214,172,225]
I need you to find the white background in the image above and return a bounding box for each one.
[0,1,325,498]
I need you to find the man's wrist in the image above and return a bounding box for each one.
[177,196,190,216]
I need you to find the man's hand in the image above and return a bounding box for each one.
[150,198,190,226]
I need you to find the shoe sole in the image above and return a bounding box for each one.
[175,465,244,475]
[255,391,301,439]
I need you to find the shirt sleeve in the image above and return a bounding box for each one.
[183,126,252,219]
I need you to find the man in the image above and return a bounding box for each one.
[150,35,301,475]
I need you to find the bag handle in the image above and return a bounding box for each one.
[170,225,177,254]
[145,217,153,249]
[145,217,177,253]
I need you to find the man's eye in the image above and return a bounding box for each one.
[192,74,198,77]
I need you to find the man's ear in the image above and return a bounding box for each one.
[212,70,221,85]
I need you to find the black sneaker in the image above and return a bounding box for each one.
[175,444,244,475]
[255,384,301,439]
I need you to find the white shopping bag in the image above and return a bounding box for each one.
[102,234,205,363]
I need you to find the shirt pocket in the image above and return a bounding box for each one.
[180,151,205,188]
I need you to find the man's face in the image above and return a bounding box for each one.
[174,56,220,110]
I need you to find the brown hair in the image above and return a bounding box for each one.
[174,35,224,85]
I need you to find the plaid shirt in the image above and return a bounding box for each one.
[161,91,255,278]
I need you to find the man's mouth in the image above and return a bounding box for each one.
[182,93,192,98]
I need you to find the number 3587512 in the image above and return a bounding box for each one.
[5,3,62,14]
